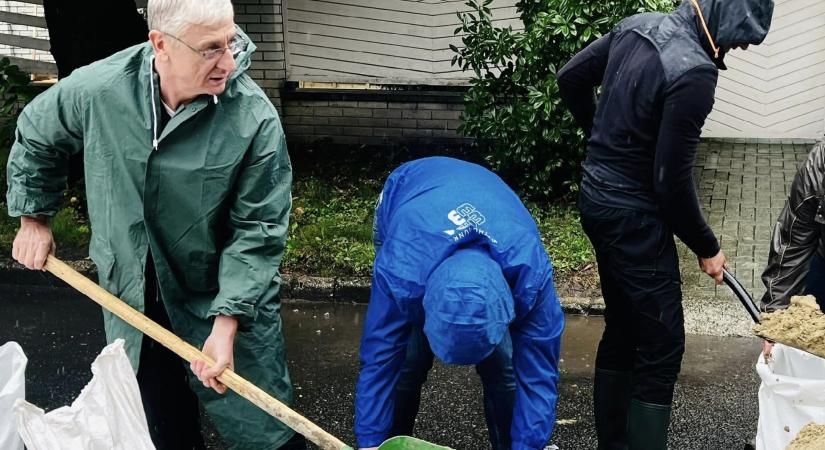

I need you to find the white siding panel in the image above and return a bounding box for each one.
[0,0,53,71]
[705,0,825,138]
[285,0,522,83]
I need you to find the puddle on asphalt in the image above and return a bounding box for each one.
[281,300,763,379]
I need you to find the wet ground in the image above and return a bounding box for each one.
[0,283,763,449]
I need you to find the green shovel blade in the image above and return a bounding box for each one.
[376,436,453,450]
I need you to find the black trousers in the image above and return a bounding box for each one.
[805,253,825,313]
[390,328,516,450]
[580,203,685,405]
[136,255,206,450]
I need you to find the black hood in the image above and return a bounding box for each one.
[682,0,774,68]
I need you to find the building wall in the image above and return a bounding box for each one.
[11,1,822,145]
[281,94,470,150]
[232,0,288,108]
[284,0,521,84]
[703,0,825,139]
[0,1,53,65]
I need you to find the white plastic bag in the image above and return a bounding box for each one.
[0,342,27,450]
[14,339,155,450]
[755,343,825,450]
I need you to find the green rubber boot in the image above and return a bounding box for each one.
[627,399,672,450]
[594,369,632,450]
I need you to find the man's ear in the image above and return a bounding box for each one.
[148,30,166,57]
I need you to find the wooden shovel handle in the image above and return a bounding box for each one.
[44,255,354,450]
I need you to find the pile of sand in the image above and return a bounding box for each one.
[753,296,825,359]
[786,423,825,450]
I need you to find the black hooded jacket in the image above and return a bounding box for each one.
[558,0,773,258]
[761,140,825,311]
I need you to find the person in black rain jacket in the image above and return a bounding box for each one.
[557,0,773,448]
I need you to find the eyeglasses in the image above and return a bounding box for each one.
[163,32,245,61]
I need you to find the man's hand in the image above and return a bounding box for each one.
[191,315,238,394]
[762,340,774,359]
[698,249,727,285]
[359,447,379,450]
[12,216,55,270]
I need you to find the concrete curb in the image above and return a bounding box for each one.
[0,257,605,315]
[283,275,606,315]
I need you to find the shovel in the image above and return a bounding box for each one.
[722,269,762,323]
[723,269,825,359]
[43,255,451,450]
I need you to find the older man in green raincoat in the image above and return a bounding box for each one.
[5,1,302,449]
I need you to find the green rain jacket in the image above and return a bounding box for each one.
[6,30,296,449]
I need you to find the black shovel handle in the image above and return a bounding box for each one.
[722,269,762,323]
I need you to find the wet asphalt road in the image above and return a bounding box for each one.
[0,282,762,449]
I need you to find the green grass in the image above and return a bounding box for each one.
[530,203,595,275]
[50,207,91,248]
[282,176,382,277]
[283,176,595,279]
[0,204,91,255]
[1,173,595,281]
[0,204,15,252]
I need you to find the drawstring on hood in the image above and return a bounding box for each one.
[149,54,159,151]
[689,0,720,59]
[685,0,774,68]
[148,55,219,151]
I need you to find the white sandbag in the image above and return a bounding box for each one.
[14,339,154,450]
[0,342,27,450]
[755,343,825,450]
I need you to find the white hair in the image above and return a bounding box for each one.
[147,0,234,35]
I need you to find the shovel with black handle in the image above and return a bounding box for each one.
[722,269,762,324]
[723,268,825,359]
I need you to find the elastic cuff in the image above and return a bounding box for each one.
[207,303,256,329]
[691,238,720,259]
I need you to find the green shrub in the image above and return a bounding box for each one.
[0,58,40,203]
[452,0,674,199]
[0,58,38,147]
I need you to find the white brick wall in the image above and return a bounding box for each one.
[0,1,54,63]
[232,0,287,108]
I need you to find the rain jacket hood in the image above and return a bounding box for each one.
[7,28,296,449]
[671,0,773,69]
[423,247,515,365]
[230,26,255,80]
[621,0,773,78]
[693,0,773,48]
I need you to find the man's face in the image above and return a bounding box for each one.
[165,20,238,97]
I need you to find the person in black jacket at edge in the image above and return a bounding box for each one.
[557,0,773,449]
[760,138,825,358]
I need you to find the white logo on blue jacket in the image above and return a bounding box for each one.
[444,203,497,243]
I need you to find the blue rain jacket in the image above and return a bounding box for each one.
[355,157,565,450]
